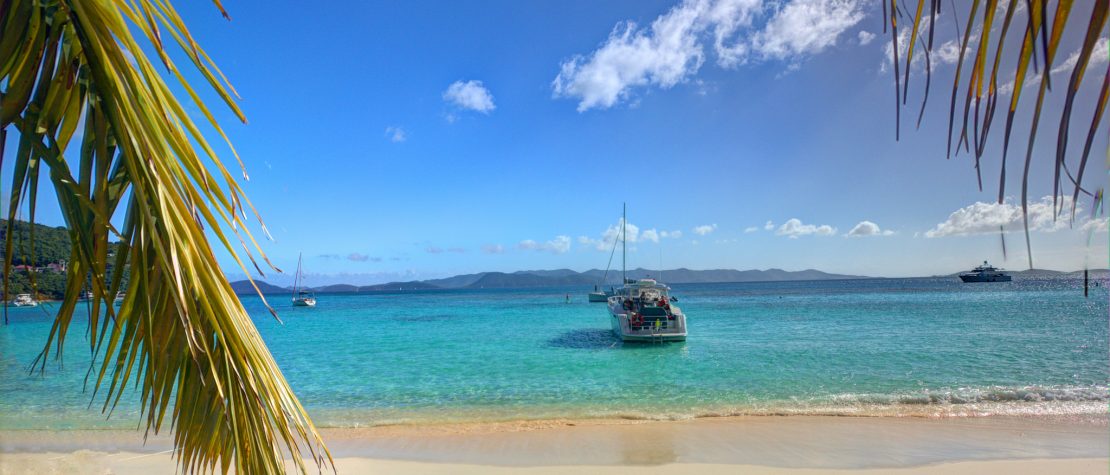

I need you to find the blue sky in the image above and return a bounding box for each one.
[5,0,1108,284]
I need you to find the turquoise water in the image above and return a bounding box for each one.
[1,278,1106,429]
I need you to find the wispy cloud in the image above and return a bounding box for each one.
[553,0,865,111]
[776,218,836,238]
[744,226,759,233]
[857,30,875,45]
[384,126,407,143]
[443,80,496,113]
[693,223,717,236]
[518,236,572,254]
[348,253,371,262]
[481,244,505,254]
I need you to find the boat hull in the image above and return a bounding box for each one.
[587,292,609,302]
[959,274,1012,282]
[292,299,316,307]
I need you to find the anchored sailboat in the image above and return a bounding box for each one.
[588,215,621,303]
[291,253,317,307]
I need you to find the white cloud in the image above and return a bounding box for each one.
[1082,218,1109,234]
[661,229,683,239]
[384,126,407,143]
[776,218,836,238]
[999,37,1108,95]
[924,196,1092,238]
[744,226,759,233]
[750,0,865,61]
[764,220,774,230]
[857,30,875,45]
[518,236,571,254]
[580,221,681,251]
[348,253,370,262]
[443,80,496,113]
[693,223,718,235]
[847,220,894,237]
[481,244,505,254]
[553,0,864,111]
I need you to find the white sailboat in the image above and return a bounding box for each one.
[607,204,687,342]
[291,253,317,307]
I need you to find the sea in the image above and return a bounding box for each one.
[1,277,1106,430]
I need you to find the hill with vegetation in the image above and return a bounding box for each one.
[0,219,127,299]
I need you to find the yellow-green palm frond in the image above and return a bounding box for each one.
[886,0,1108,268]
[1,0,332,473]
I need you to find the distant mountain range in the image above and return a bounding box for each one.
[229,267,1110,295]
[229,267,869,294]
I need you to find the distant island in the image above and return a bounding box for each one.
[228,267,1110,295]
[231,268,864,294]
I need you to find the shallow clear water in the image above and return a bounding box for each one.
[1,278,1106,429]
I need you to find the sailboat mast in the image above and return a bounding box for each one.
[292,253,302,298]
[622,202,626,290]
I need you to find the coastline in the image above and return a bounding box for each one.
[2,414,1106,473]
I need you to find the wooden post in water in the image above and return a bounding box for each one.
[1084,269,1089,298]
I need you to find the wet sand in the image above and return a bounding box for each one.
[1,415,1106,473]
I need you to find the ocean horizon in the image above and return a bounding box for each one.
[1,277,1106,430]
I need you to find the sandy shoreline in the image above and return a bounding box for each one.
[2,415,1107,473]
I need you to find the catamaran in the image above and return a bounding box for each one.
[606,204,687,342]
[291,253,317,307]
[11,293,37,307]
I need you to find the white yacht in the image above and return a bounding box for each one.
[11,293,37,307]
[959,261,1012,282]
[291,253,317,307]
[608,279,686,342]
[605,204,687,342]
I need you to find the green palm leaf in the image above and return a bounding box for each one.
[1,1,331,473]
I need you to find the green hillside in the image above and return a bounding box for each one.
[0,219,127,300]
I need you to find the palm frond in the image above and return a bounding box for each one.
[1,0,331,473]
[889,0,1109,268]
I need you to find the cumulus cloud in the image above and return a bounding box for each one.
[518,236,572,254]
[443,80,496,113]
[847,220,894,237]
[384,126,407,143]
[580,220,680,251]
[764,220,774,230]
[857,30,875,45]
[749,0,865,61]
[776,218,836,238]
[553,0,865,111]
[482,244,505,254]
[693,223,718,236]
[924,196,1095,238]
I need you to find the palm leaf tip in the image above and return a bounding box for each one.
[2,1,332,473]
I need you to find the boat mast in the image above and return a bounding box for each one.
[292,252,302,298]
[622,202,626,290]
